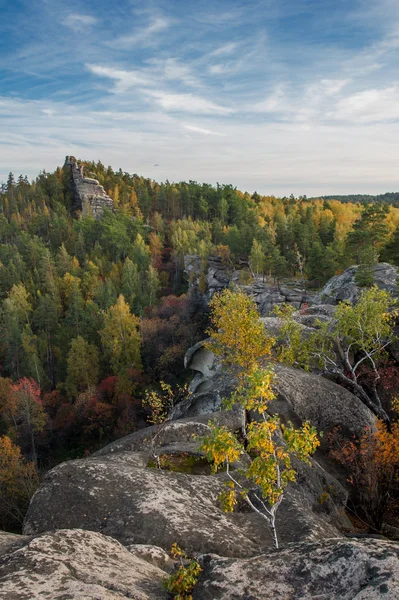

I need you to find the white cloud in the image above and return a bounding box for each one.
[110,16,173,49]
[183,124,225,136]
[86,64,155,91]
[209,42,238,57]
[2,95,399,197]
[62,14,98,32]
[333,86,399,123]
[208,63,232,75]
[146,91,234,115]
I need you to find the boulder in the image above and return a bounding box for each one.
[23,450,276,557]
[272,363,376,440]
[0,529,168,599]
[183,342,376,440]
[24,418,347,556]
[194,537,399,599]
[94,409,244,456]
[313,262,399,305]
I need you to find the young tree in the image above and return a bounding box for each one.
[275,286,397,426]
[201,289,320,548]
[142,382,176,469]
[249,239,265,278]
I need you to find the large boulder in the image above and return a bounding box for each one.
[313,262,399,305]
[23,437,345,556]
[182,342,376,440]
[194,537,399,599]
[272,363,376,440]
[0,529,168,599]
[23,449,273,557]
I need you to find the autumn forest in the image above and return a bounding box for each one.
[1,159,399,533]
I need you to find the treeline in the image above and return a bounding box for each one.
[312,192,399,205]
[1,163,399,479]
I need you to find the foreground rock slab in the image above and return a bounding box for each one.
[194,537,399,600]
[24,424,345,557]
[23,451,273,557]
[0,529,168,599]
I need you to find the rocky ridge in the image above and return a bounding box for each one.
[185,254,313,315]
[65,156,114,218]
[313,262,399,305]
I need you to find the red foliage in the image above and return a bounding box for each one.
[98,375,119,398]
[11,378,41,403]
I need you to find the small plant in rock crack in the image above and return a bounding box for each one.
[164,543,202,600]
[142,382,189,469]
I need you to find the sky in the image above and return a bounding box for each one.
[1,0,399,196]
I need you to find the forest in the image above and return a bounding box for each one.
[1,159,399,533]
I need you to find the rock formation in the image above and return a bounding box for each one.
[2,529,399,599]
[194,537,399,599]
[64,156,113,218]
[23,407,346,556]
[9,261,399,598]
[179,340,376,442]
[185,255,313,316]
[0,529,169,599]
[313,262,399,305]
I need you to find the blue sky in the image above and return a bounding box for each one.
[1,0,399,195]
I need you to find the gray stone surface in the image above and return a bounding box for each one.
[0,529,168,599]
[23,410,348,557]
[313,262,399,305]
[194,537,399,599]
[183,342,376,441]
[185,255,313,315]
[23,450,276,556]
[0,532,28,557]
[65,156,114,218]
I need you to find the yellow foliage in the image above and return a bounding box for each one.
[206,289,275,372]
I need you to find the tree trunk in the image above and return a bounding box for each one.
[326,371,391,427]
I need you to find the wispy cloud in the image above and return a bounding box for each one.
[145,91,234,115]
[86,64,155,91]
[183,124,225,136]
[109,15,173,49]
[332,86,399,123]
[62,13,98,32]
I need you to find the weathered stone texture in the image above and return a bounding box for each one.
[65,155,113,218]
[0,529,168,599]
[194,537,399,599]
[185,254,313,315]
[313,262,399,305]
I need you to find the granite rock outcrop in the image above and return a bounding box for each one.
[64,156,114,218]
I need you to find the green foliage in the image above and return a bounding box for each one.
[164,544,202,600]
[100,294,142,380]
[275,286,397,425]
[65,336,99,398]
